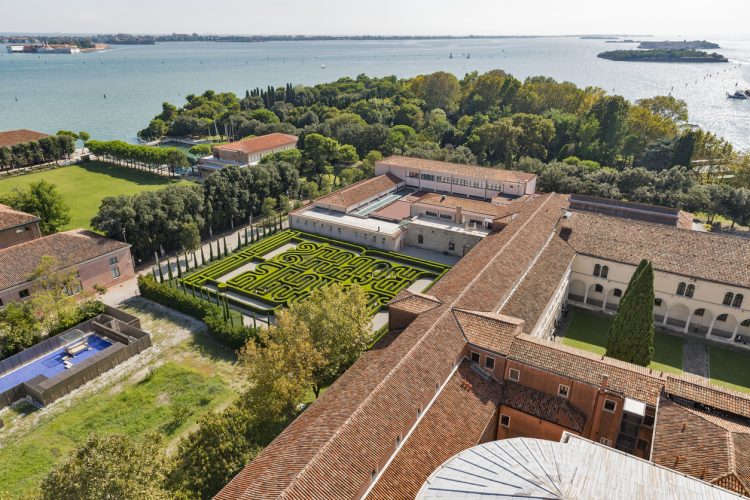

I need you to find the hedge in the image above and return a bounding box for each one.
[137,275,257,350]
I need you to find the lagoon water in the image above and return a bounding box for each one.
[1,37,749,149]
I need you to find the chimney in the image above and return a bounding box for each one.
[600,374,609,391]
[456,205,463,224]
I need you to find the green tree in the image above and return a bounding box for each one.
[178,222,202,251]
[466,118,522,165]
[1,180,70,234]
[512,113,556,160]
[39,433,170,500]
[606,259,655,366]
[636,95,689,123]
[410,71,461,114]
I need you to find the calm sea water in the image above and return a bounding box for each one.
[1,38,749,149]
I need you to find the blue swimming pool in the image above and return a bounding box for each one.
[0,335,112,393]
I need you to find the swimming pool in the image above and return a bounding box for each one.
[0,335,112,393]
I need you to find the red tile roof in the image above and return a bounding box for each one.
[414,192,510,218]
[378,156,537,184]
[666,375,750,418]
[213,133,298,155]
[0,229,130,289]
[0,129,49,148]
[389,291,443,315]
[314,173,403,211]
[501,381,587,432]
[0,204,40,231]
[451,308,523,354]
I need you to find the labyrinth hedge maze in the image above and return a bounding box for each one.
[181,230,450,315]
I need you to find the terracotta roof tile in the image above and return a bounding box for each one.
[314,173,403,211]
[501,381,587,432]
[377,156,537,184]
[0,204,40,231]
[213,133,298,155]
[365,360,502,499]
[389,291,443,315]
[666,375,750,418]
[414,192,509,218]
[0,129,49,148]
[451,308,523,354]
[0,229,129,289]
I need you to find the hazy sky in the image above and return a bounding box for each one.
[2,0,748,38]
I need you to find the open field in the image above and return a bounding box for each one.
[709,346,750,394]
[561,307,684,375]
[181,230,451,316]
[0,162,189,230]
[0,299,244,498]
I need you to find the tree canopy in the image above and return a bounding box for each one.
[1,180,70,234]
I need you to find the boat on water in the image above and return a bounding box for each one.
[321,64,326,69]
[727,91,748,100]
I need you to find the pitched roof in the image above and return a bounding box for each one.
[377,156,537,184]
[414,192,509,218]
[566,211,750,288]
[652,398,750,496]
[365,360,503,499]
[0,204,40,231]
[314,173,403,211]
[451,308,523,354]
[0,129,49,148]
[508,333,667,405]
[213,133,298,155]
[389,291,443,315]
[501,381,587,432]
[666,375,750,418]
[0,229,129,289]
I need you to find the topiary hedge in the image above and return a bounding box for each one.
[137,275,257,350]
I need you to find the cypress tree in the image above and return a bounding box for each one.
[177,260,182,278]
[200,246,206,266]
[167,260,174,282]
[224,237,229,256]
[606,259,655,366]
[216,240,221,258]
[238,231,242,249]
[209,242,214,262]
[152,267,158,280]
[158,264,164,283]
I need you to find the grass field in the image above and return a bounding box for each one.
[561,308,684,374]
[709,346,750,394]
[0,162,189,230]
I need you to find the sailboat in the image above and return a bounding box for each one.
[321,63,326,69]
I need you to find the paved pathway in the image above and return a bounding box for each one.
[682,337,710,378]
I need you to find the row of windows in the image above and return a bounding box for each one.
[470,351,495,369]
[723,292,744,308]
[676,282,695,298]
[405,171,507,191]
[593,264,609,279]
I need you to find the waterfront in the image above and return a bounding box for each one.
[1,37,750,149]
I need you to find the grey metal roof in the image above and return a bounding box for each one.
[416,435,743,500]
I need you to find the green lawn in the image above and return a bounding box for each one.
[709,346,750,394]
[561,308,683,374]
[0,162,189,230]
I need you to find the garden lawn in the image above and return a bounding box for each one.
[562,308,683,374]
[0,361,233,498]
[709,346,750,394]
[0,162,189,230]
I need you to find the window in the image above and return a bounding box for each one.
[420,173,435,182]
[643,414,655,428]
[724,292,734,306]
[686,284,695,298]
[417,234,424,244]
[613,289,622,297]
[19,289,30,299]
[500,414,510,428]
[452,178,468,186]
[600,437,613,446]
[558,384,570,398]
[595,284,604,293]
[407,171,419,178]
[337,227,341,233]
[469,219,482,226]
[676,282,686,296]
[425,210,438,218]
[508,368,520,382]
[603,399,617,413]
[637,439,650,452]
[717,314,728,322]
[601,266,609,279]
[436,176,450,184]
[111,266,121,278]
[593,264,601,277]
[439,213,453,220]
[485,357,495,369]
[734,294,744,308]
[694,308,705,317]
[470,351,480,363]
[742,319,750,327]
[448,242,455,251]
[654,298,663,307]
[108,256,118,265]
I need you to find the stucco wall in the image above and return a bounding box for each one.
[289,212,405,251]
[403,220,483,257]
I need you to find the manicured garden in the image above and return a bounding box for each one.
[179,229,450,316]
[709,346,750,394]
[0,162,189,230]
[561,307,684,374]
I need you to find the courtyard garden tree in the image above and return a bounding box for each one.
[1,180,70,234]
[606,259,656,366]
[39,433,170,500]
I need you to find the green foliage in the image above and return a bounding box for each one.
[606,260,656,366]
[1,179,70,234]
[0,134,74,171]
[87,140,190,173]
[598,49,728,62]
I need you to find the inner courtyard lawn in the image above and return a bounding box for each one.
[561,307,684,374]
[0,162,189,230]
[709,346,750,394]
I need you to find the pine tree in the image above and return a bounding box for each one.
[606,259,655,366]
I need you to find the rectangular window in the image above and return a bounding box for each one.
[600,437,613,446]
[425,211,438,218]
[603,399,617,413]
[439,213,453,220]
[637,439,649,452]
[654,298,662,307]
[19,289,30,298]
[470,351,480,363]
[452,178,468,186]
[500,414,510,428]
[558,384,570,398]
[420,173,435,182]
[469,219,482,226]
[108,256,118,265]
[485,357,495,369]
[643,414,655,428]
[111,266,121,278]
[407,171,419,178]
[436,176,451,184]
[448,242,455,251]
[508,368,520,382]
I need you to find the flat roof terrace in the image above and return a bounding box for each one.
[297,207,404,236]
[408,216,490,237]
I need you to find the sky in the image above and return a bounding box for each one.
[1,0,748,38]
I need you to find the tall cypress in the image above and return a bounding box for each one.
[224,237,229,256]
[606,259,655,366]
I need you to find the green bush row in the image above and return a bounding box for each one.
[137,275,257,350]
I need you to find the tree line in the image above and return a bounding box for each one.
[0,134,75,171]
[86,140,191,175]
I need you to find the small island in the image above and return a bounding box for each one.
[638,40,720,50]
[597,49,728,63]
